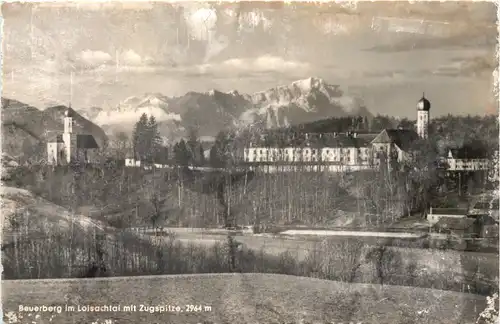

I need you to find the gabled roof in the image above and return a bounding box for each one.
[322,135,375,148]
[371,129,419,151]
[76,134,99,149]
[47,134,99,148]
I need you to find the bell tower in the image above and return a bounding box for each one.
[416,93,431,139]
[62,106,77,164]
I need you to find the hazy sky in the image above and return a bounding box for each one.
[1,1,497,117]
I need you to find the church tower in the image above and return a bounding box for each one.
[416,93,431,139]
[62,106,77,164]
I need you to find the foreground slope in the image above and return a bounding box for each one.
[1,186,105,233]
[3,273,486,324]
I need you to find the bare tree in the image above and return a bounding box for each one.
[149,192,166,235]
[319,238,365,282]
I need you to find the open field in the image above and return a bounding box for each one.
[3,273,487,324]
[142,231,499,270]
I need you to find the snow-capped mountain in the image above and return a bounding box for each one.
[242,77,371,129]
[84,77,372,140]
[94,93,181,129]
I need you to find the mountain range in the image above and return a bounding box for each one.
[1,98,108,160]
[1,78,372,159]
[80,77,372,141]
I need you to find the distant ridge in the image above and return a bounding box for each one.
[79,77,372,140]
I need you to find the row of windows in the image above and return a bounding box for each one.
[247,155,375,163]
[247,148,370,155]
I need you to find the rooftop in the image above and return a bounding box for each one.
[371,129,420,151]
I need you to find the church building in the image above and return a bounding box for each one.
[47,108,99,165]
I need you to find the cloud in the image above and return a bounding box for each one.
[184,7,218,41]
[238,11,273,32]
[434,56,496,77]
[77,50,112,67]
[193,55,310,76]
[119,49,143,66]
[364,26,496,52]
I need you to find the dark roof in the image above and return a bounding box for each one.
[65,107,74,117]
[76,134,99,149]
[448,145,488,159]
[417,95,431,111]
[371,129,419,151]
[255,132,377,148]
[322,134,375,148]
[48,134,64,143]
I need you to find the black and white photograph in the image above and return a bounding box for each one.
[1,1,499,323]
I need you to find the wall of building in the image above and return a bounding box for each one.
[417,110,429,139]
[245,146,371,165]
[62,133,77,164]
[447,158,489,171]
[47,142,65,165]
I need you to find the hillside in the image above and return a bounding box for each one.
[1,98,108,158]
[2,273,487,324]
[1,186,106,233]
[1,123,41,160]
[80,77,372,140]
[1,98,61,143]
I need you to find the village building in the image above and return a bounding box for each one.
[47,108,99,165]
[242,94,493,174]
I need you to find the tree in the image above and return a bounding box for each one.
[149,192,166,234]
[186,128,200,166]
[199,145,206,166]
[173,139,190,167]
[401,137,442,216]
[111,132,129,160]
[363,116,370,131]
[209,144,221,168]
[147,115,162,163]
[132,113,149,161]
[131,114,162,163]
[209,130,236,169]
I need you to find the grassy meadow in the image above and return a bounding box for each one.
[3,273,488,324]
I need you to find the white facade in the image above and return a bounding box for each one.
[125,158,142,167]
[244,146,370,168]
[417,110,429,139]
[47,141,65,165]
[446,150,489,171]
[446,158,489,171]
[47,109,99,165]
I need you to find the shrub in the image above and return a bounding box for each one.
[476,293,499,324]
